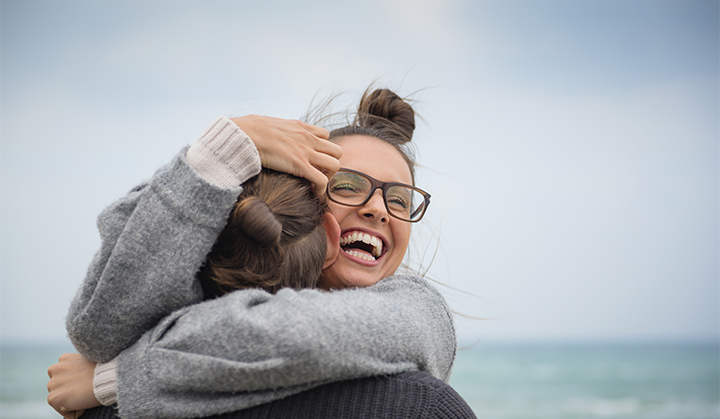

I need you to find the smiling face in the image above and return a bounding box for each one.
[320,135,413,289]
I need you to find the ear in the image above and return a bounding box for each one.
[322,212,341,269]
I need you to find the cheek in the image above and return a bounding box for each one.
[328,202,350,221]
[391,223,412,253]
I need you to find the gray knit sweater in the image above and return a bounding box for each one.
[65,118,457,419]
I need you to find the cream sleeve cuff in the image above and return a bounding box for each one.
[93,358,118,406]
[186,116,262,188]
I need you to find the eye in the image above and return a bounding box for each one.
[330,181,363,195]
[386,188,412,212]
[388,196,409,210]
[329,172,370,198]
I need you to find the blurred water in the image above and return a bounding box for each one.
[2,341,718,419]
[1,342,74,419]
[450,342,720,419]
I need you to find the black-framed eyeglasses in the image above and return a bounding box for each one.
[326,168,431,223]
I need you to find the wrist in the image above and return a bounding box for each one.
[93,358,118,406]
[186,116,262,188]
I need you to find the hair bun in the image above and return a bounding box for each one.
[234,196,282,247]
[356,88,415,143]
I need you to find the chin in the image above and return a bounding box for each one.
[320,266,385,290]
[345,273,384,288]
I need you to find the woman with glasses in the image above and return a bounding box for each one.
[48,88,474,418]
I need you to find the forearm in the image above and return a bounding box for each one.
[113,275,456,419]
[67,117,261,363]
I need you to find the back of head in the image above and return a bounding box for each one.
[199,169,327,297]
[329,87,418,182]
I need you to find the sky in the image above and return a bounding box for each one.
[1,0,718,345]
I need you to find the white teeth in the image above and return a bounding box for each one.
[370,236,381,257]
[344,249,376,261]
[340,231,383,259]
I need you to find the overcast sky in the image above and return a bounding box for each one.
[1,0,718,344]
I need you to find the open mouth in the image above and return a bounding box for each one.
[340,231,385,262]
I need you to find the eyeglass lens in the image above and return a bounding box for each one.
[328,171,427,222]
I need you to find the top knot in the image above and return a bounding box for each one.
[325,86,419,183]
[355,88,415,144]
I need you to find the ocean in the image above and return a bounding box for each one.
[1,341,718,419]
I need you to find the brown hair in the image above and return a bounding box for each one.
[199,169,327,298]
[328,88,418,183]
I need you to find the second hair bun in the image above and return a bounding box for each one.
[234,196,282,248]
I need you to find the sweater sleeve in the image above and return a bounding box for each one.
[185,116,260,188]
[66,118,261,363]
[114,275,457,419]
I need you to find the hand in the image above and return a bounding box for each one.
[47,353,101,419]
[232,115,342,194]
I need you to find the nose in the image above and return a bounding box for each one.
[358,189,388,223]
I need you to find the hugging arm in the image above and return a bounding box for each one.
[53,115,343,417]
[114,275,457,419]
[65,115,340,363]
[65,118,259,363]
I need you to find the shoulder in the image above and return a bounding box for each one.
[370,274,451,311]
[392,371,477,418]
[371,274,440,292]
[228,371,476,419]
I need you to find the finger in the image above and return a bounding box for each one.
[299,164,330,196]
[309,153,341,181]
[299,121,329,140]
[47,373,59,392]
[314,138,343,160]
[48,393,68,416]
[47,362,62,380]
[59,353,77,362]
